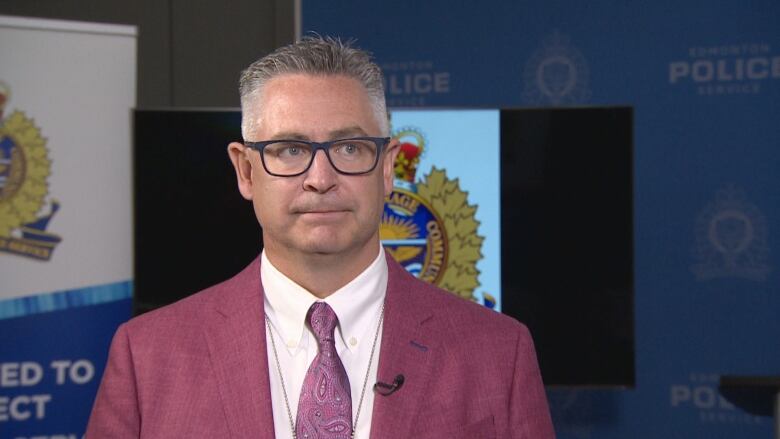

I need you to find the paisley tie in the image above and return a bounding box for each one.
[296,302,352,439]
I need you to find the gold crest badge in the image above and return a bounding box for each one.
[381,127,495,307]
[0,82,61,260]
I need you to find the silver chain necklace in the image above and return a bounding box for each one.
[265,304,385,439]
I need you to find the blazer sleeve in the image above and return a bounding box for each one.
[509,324,556,439]
[85,323,141,438]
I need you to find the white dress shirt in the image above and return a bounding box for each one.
[262,248,387,439]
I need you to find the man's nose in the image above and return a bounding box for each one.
[302,149,338,193]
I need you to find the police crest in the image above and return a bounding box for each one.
[691,185,770,281]
[381,127,494,307]
[0,82,61,260]
[522,30,592,105]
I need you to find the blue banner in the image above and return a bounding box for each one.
[303,1,780,437]
[0,293,131,438]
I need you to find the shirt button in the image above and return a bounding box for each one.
[286,340,297,348]
[349,337,358,346]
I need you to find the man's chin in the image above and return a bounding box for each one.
[265,224,379,259]
[297,211,350,222]
[297,238,349,256]
[294,234,373,259]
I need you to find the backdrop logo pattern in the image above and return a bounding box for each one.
[669,42,779,95]
[523,30,592,105]
[381,60,451,107]
[670,373,764,425]
[691,185,770,281]
[547,390,594,439]
[0,81,61,261]
[380,127,494,307]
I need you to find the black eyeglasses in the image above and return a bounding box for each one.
[244,137,391,177]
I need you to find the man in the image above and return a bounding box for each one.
[86,36,554,438]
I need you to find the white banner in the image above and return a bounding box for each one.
[0,15,135,306]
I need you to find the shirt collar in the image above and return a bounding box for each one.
[262,247,387,354]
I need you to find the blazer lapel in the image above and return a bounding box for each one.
[203,258,276,439]
[370,255,436,439]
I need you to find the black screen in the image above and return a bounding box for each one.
[133,110,261,315]
[500,107,635,387]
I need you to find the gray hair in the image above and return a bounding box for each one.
[239,36,388,138]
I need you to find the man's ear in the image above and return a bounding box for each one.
[227,142,255,200]
[382,138,400,197]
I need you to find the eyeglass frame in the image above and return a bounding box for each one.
[244,136,392,177]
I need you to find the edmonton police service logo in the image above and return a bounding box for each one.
[547,390,595,439]
[523,30,592,105]
[691,185,770,281]
[0,82,61,260]
[381,127,494,307]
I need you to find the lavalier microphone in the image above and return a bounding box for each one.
[373,374,405,396]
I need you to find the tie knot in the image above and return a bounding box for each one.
[308,302,338,346]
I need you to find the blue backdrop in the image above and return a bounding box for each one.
[303,1,780,437]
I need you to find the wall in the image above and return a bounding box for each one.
[0,0,295,107]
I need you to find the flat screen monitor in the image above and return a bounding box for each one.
[133,107,634,387]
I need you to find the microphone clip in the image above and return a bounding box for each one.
[373,374,405,396]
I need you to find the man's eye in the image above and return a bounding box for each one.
[283,146,301,156]
[271,143,307,158]
[336,143,361,155]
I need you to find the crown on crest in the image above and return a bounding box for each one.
[392,129,425,183]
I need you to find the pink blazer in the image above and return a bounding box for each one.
[86,254,555,438]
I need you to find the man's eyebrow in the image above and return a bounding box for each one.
[269,132,310,141]
[269,126,369,141]
[329,126,368,139]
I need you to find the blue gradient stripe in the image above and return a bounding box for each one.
[0,280,133,320]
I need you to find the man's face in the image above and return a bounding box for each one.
[229,74,398,263]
